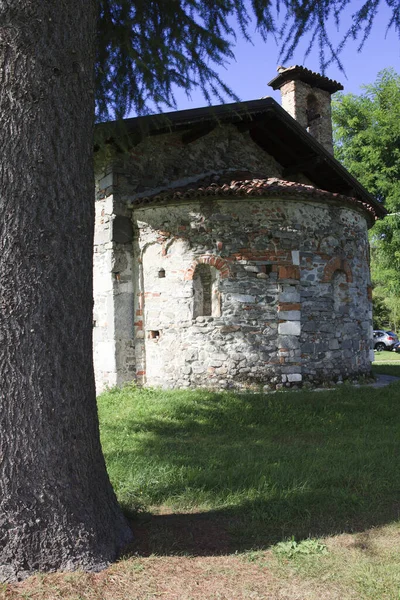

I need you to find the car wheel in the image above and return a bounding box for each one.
[375,342,386,352]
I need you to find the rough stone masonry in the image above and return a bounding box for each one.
[93,66,385,392]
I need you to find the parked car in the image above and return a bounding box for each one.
[392,341,400,353]
[373,330,399,351]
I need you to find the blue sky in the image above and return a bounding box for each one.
[172,2,400,109]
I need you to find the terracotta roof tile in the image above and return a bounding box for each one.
[268,65,343,94]
[130,171,379,221]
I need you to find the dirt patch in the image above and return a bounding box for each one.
[4,512,355,600]
[326,522,400,555]
[5,554,350,600]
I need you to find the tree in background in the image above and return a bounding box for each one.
[332,69,400,330]
[0,0,399,582]
[96,0,400,120]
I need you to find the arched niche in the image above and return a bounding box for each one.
[306,94,320,134]
[332,270,349,314]
[193,263,221,318]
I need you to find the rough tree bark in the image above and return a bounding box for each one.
[0,1,133,581]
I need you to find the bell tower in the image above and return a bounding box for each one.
[268,65,343,154]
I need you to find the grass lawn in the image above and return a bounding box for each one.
[4,358,400,599]
[372,350,400,363]
[372,349,400,379]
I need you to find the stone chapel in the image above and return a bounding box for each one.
[93,65,385,392]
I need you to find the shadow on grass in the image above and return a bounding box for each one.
[373,363,400,378]
[100,382,400,557]
[126,494,400,557]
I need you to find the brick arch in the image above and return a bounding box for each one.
[184,255,231,281]
[322,257,353,283]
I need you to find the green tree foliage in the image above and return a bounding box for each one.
[332,69,400,329]
[95,0,400,120]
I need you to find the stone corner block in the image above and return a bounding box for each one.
[278,320,301,336]
[287,373,302,382]
[278,310,301,321]
[291,250,300,266]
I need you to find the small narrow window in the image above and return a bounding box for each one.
[306,94,321,134]
[259,265,273,275]
[158,268,165,278]
[193,264,220,318]
[306,94,320,125]
[149,330,160,339]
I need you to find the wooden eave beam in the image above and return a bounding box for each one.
[283,155,324,176]
[249,124,301,165]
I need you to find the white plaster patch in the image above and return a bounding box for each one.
[278,321,301,336]
[103,195,114,215]
[287,373,302,382]
[228,294,256,304]
[168,238,190,256]
[291,250,300,265]
[94,341,116,371]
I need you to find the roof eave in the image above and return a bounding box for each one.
[95,97,386,221]
[269,103,386,219]
[96,97,278,138]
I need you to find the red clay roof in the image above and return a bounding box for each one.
[131,171,379,222]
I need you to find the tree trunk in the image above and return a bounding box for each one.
[0,2,133,581]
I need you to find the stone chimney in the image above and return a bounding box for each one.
[268,65,343,154]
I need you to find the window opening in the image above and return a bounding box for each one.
[149,330,160,339]
[306,94,320,130]
[158,268,166,278]
[260,265,273,275]
[193,264,220,318]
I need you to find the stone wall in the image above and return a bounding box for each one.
[132,196,372,390]
[93,123,283,391]
[93,122,373,391]
[93,172,136,392]
[114,124,283,200]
